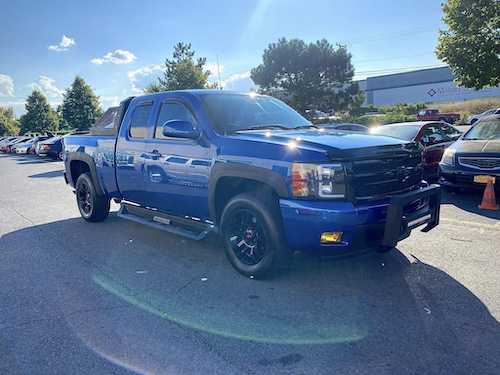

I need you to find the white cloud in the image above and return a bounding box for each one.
[203,62,225,77]
[92,50,137,65]
[100,96,120,109]
[0,74,15,97]
[219,71,256,92]
[28,76,63,98]
[48,35,76,52]
[127,64,164,93]
[0,99,26,117]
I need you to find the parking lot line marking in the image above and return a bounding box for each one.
[441,218,500,230]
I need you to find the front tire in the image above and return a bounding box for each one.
[220,193,290,279]
[75,173,110,222]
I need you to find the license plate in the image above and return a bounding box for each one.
[474,175,496,184]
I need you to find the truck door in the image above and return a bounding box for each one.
[141,99,211,220]
[116,99,154,204]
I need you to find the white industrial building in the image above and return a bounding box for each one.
[358,66,500,106]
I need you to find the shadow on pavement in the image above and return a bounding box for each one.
[28,170,65,179]
[0,214,499,374]
[441,188,500,220]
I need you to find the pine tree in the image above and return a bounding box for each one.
[62,76,104,131]
[144,43,212,93]
[20,90,59,135]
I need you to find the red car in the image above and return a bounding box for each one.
[372,121,462,181]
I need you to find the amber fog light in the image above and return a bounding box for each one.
[321,231,343,243]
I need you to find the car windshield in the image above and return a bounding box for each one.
[372,124,421,141]
[199,93,311,135]
[464,119,500,140]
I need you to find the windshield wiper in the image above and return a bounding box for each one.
[293,125,318,130]
[248,124,291,131]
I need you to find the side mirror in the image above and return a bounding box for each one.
[162,120,201,140]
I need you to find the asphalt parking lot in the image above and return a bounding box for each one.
[1,153,499,375]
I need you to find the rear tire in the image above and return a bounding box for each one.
[75,173,110,222]
[220,192,290,279]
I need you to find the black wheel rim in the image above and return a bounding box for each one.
[77,182,93,216]
[227,209,266,265]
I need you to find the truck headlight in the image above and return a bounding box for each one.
[441,148,455,166]
[291,163,345,198]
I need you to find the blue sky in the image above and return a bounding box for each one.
[0,0,447,117]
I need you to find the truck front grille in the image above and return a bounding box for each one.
[350,154,423,200]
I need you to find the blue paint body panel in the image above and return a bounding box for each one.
[64,90,440,253]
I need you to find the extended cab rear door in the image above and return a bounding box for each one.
[141,96,211,220]
[116,98,155,204]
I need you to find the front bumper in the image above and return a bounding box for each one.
[439,165,500,191]
[279,184,441,253]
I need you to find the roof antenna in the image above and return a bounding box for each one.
[217,54,222,90]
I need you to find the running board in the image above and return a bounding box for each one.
[117,203,213,240]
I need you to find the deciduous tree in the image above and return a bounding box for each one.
[436,0,500,89]
[62,76,103,131]
[20,90,59,135]
[0,107,20,136]
[250,38,364,116]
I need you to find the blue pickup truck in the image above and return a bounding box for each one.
[63,90,440,278]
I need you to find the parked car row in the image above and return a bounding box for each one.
[0,133,72,160]
[2,116,499,194]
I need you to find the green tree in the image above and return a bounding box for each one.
[0,107,20,136]
[62,75,103,131]
[20,90,59,135]
[250,38,364,116]
[144,42,213,93]
[436,0,500,89]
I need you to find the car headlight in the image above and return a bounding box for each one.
[441,148,455,166]
[291,163,345,198]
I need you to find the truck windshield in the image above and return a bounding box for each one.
[199,93,311,135]
[464,119,500,140]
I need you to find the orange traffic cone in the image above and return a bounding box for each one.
[478,179,499,210]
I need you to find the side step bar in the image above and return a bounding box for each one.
[117,203,213,240]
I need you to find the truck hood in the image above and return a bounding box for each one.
[452,139,500,153]
[233,129,408,152]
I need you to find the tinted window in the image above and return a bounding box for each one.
[199,93,310,135]
[440,124,461,140]
[155,102,196,139]
[373,125,421,141]
[421,125,445,144]
[129,104,152,139]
